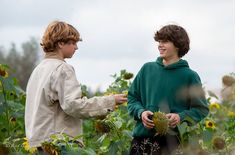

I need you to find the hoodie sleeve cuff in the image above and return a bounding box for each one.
[137,109,145,120]
[179,112,186,122]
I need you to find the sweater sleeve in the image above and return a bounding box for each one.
[49,63,115,118]
[178,72,209,125]
[127,67,145,120]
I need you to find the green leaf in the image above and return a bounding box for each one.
[202,129,213,143]
[64,134,70,142]
[65,149,80,155]
[97,133,107,143]
[73,134,83,141]
[7,101,23,109]
[14,86,25,96]
[11,110,24,119]
[182,116,197,126]
[0,103,6,115]
[0,116,6,126]
[108,141,119,155]
[11,152,26,155]
[177,122,188,136]
[0,77,15,92]
[0,93,4,102]
[114,120,122,129]
[122,149,130,155]
[81,148,96,155]
[122,130,132,138]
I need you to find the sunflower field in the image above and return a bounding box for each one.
[0,63,235,155]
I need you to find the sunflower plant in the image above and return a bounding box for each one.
[177,83,235,154]
[0,64,26,154]
[82,69,134,155]
[1,64,235,154]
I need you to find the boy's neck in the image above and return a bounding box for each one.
[162,57,180,66]
[44,52,64,61]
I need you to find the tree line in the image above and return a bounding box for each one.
[0,37,40,90]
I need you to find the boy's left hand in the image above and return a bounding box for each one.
[166,113,180,128]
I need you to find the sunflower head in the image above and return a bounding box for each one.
[0,65,8,78]
[152,111,169,136]
[123,72,133,80]
[10,117,16,125]
[209,103,220,114]
[205,120,216,129]
[227,111,235,117]
[0,144,9,155]
[41,142,61,155]
[212,136,225,150]
[95,120,111,133]
[22,138,37,153]
[222,75,235,86]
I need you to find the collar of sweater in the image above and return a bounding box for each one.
[44,52,64,61]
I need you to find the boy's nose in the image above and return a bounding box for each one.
[158,41,163,45]
[158,43,162,47]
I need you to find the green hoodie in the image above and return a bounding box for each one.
[127,57,209,137]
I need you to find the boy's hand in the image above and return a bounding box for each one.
[113,94,127,105]
[141,111,155,129]
[166,113,180,128]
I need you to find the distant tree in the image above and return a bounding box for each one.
[0,37,40,90]
[19,38,39,90]
[5,43,21,73]
[0,47,5,63]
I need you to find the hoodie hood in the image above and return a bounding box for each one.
[156,57,189,70]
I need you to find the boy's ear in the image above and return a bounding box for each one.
[58,42,64,48]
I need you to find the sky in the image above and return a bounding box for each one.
[0,0,235,95]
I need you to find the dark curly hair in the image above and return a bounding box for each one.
[154,24,190,57]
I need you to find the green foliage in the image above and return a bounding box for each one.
[0,64,26,154]
[177,92,235,154]
[81,70,134,154]
[106,69,133,94]
[1,64,235,154]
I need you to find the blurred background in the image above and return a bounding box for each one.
[1,0,234,97]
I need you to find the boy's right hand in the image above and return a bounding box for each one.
[113,94,127,105]
[141,111,155,129]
